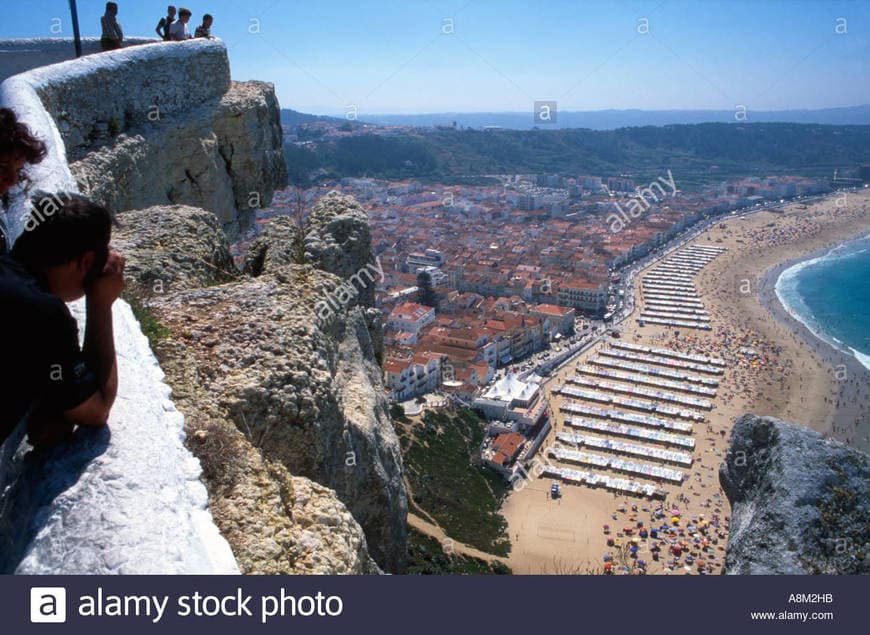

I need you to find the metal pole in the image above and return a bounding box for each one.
[69,0,82,58]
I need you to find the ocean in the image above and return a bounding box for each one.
[775,234,870,371]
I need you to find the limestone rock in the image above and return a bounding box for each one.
[304,192,378,308]
[113,205,238,298]
[72,81,287,239]
[243,215,302,276]
[156,339,380,575]
[720,414,869,574]
[149,265,408,572]
[245,193,378,305]
[244,193,384,357]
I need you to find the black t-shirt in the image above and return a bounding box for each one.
[157,16,175,40]
[0,255,99,445]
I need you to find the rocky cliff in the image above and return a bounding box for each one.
[10,39,285,240]
[117,199,408,573]
[1,40,401,575]
[720,414,869,574]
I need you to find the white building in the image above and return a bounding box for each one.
[473,373,548,428]
[387,302,436,335]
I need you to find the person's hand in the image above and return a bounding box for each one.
[27,413,75,449]
[86,249,126,306]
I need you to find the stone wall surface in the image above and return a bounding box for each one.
[72,78,287,238]
[0,38,158,83]
[2,39,286,240]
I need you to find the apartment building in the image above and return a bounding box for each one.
[387,302,436,335]
[530,303,576,336]
[383,351,445,402]
[556,278,608,314]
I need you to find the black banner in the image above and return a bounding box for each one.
[2,575,861,634]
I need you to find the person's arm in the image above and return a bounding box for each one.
[156,19,165,38]
[64,251,125,427]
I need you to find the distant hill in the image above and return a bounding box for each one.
[280,108,347,126]
[283,122,870,189]
[361,105,870,131]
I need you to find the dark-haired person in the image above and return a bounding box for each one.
[0,193,125,448]
[100,2,124,51]
[0,108,48,253]
[195,13,214,39]
[169,8,193,40]
[156,5,177,41]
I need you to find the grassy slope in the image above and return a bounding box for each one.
[406,528,511,575]
[398,408,512,557]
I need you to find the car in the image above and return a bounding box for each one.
[550,483,561,498]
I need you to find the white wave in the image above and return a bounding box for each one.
[774,235,870,370]
[851,348,870,372]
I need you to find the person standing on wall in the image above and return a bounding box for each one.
[0,109,47,254]
[169,8,193,41]
[100,2,124,51]
[195,13,214,39]
[155,5,177,41]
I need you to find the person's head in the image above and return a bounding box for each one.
[168,5,177,17]
[202,14,213,28]
[178,8,191,23]
[106,2,118,16]
[0,108,47,197]
[12,193,117,301]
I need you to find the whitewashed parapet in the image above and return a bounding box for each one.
[20,39,230,160]
[0,37,159,83]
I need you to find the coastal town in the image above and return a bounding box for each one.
[255,164,869,574]
[260,168,832,412]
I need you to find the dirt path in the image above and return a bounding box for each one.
[407,512,509,565]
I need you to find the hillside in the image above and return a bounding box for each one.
[284,122,870,188]
[363,104,870,130]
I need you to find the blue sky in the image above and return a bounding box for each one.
[3,1,868,115]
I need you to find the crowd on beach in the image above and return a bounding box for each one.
[545,198,870,575]
[603,492,729,575]
[701,198,870,449]
[100,2,216,51]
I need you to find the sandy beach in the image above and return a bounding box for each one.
[501,189,870,575]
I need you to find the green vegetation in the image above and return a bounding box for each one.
[123,292,170,349]
[284,122,870,189]
[405,528,511,575]
[398,408,512,557]
[389,402,409,423]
